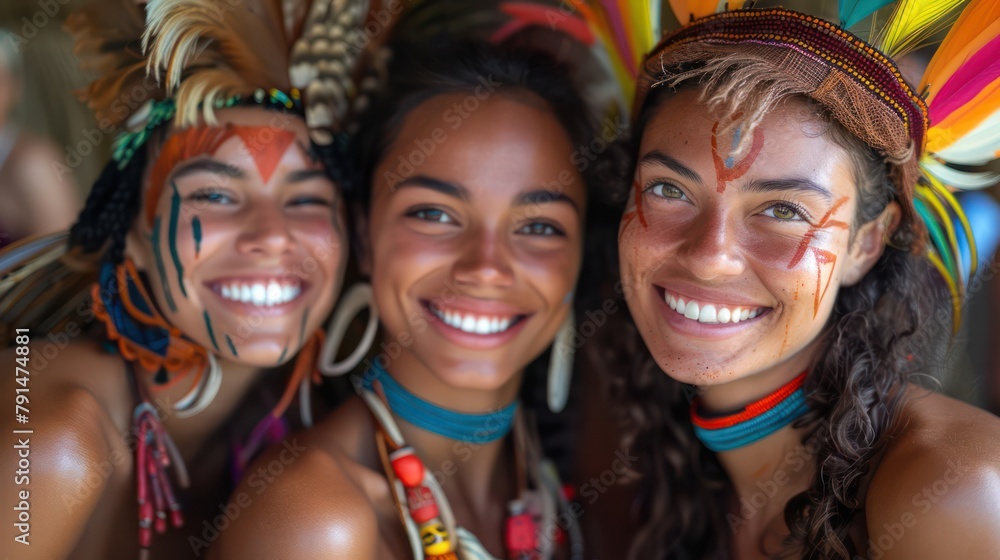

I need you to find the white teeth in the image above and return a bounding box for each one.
[684,301,700,320]
[717,307,731,323]
[665,291,766,326]
[218,280,301,306]
[699,304,717,323]
[251,284,266,305]
[429,304,517,335]
[266,282,282,306]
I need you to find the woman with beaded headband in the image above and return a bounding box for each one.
[0,0,379,557]
[213,10,623,556]
[572,0,1000,558]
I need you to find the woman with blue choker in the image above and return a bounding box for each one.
[214,40,617,560]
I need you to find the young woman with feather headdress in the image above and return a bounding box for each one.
[574,0,1000,557]
[210,2,632,559]
[0,0,380,558]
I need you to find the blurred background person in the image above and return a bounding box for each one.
[0,28,80,248]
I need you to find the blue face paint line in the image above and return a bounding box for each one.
[277,345,288,365]
[725,126,743,169]
[298,307,311,348]
[151,216,177,313]
[192,216,202,258]
[168,181,187,298]
[203,311,220,352]
[225,334,238,357]
[562,291,574,304]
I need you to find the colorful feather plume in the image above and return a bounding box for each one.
[875,0,964,58]
[839,0,894,30]
[911,0,1000,326]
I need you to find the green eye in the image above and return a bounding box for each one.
[649,183,686,200]
[767,204,800,220]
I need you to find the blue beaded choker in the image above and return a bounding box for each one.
[360,363,518,443]
[691,372,809,452]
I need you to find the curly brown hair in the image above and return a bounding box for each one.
[609,57,949,559]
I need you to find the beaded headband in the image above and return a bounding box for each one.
[112,87,304,169]
[635,9,928,203]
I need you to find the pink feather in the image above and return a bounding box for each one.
[929,33,1000,125]
[498,3,595,45]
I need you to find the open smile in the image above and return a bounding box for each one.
[423,300,527,335]
[205,277,309,313]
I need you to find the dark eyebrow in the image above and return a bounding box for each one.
[286,168,328,183]
[392,175,468,200]
[171,159,245,182]
[638,150,702,184]
[515,190,580,213]
[742,178,832,200]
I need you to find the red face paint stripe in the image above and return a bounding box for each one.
[620,211,638,242]
[812,248,837,317]
[710,118,765,193]
[632,180,647,228]
[147,127,237,225]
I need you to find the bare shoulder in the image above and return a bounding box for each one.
[212,399,382,560]
[865,387,1000,558]
[0,340,133,556]
[211,437,380,559]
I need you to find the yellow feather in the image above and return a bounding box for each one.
[876,0,964,58]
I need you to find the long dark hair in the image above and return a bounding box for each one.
[349,40,621,475]
[610,66,949,559]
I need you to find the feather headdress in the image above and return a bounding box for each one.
[578,0,1000,331]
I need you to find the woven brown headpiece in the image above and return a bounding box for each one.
[636,8,929,203]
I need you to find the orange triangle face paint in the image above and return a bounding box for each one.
[233,126,299,183]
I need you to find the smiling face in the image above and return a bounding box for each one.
[620,88,887,391]
[366,92,585,401]
[127,107,347,368]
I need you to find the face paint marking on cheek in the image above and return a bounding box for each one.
[277,345,288,365]
[811,248,837,317]
[710,119,764,193]
[192,216,203,258]
[298,307,311,348]
[168,182,187,298]
[202,310,220,352]
[150,216,178,313]
[632,180,647,227]
[620,211,638,242]
[225,333,238,357]
[233,126,298,184]
[786,196,850,269]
